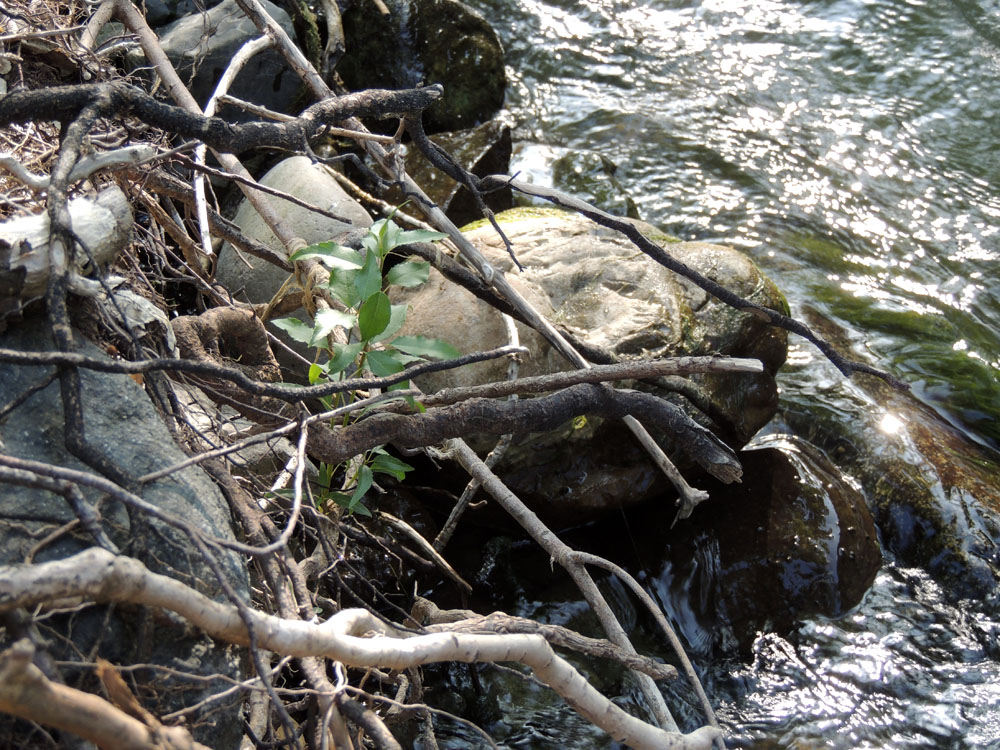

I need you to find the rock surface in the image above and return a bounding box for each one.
[216,155,373,305]
[147,0,298,117]
[393,208,788,521]
[338,0,506,132]
[0,317,248,749]
[780,307,1000,599]
[397,118,513,226]
[611,434,882,655]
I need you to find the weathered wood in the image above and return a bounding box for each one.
[0,185,132,304]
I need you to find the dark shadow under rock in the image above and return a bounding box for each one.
[337,0,506,132]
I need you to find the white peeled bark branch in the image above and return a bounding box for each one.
[0,549,721,750]
[0,184,133,300]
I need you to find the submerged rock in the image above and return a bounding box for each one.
[0,317,248,748]
[393,208,788,522]
[338,0,506,131]
[779,308,1000,599]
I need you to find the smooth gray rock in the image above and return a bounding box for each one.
[0,317,248,749]
[147,0,298,117]
[216,155,373,306]
[392,207,789,522]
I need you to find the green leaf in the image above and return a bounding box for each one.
[326,268,361,308]
[351,502,373,517]
[365,349,406,376]
[308,362,323,385]
[350,464,373,506]
[385,260,430,287]
[326,342,364,376]
[397,228,448,245]
[310,308,356,347]
[289,242,363,269]
[391,335,461,360]
[370,303,408,344]
[272,317,315,345]
[370,451,413,480]
[354,251,383,301]
[318,462,335,489]
[358,292,391,340]
[376,219,403,257]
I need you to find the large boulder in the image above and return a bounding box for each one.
[393,208,789,522]
[338,0,506,132]
[781,308,1000,599]
[0,317,248,749]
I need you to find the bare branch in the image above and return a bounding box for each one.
[0,550,721,750]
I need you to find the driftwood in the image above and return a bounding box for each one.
[0,184,132,304]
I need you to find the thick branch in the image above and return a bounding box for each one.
[0,639,209,750]
[0,82,442,156]
[309,383,742,483]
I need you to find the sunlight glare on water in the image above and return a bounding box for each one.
[473,0,1000,446]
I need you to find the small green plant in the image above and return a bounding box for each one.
[271,216,460,515]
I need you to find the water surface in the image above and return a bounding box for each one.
[449,0,1000,746]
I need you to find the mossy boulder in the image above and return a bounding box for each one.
[393,208,789,522]
[780,307,1000,599]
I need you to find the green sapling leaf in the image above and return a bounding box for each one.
[391,335,462,360]
[376,219,403,257]
[358,292,392,340]
[354,251,383,301]
[272,317,316,345]
[326,268,362,308]
[365,349,406,376]
[397,228,448,245]
[310,308,356,347]
[370,304,408,343]
[289,242,363,269]
[370,451,414,480]
[327,342,364,375]
[308,362,323,385]
[385,260,430,287]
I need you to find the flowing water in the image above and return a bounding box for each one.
[433,0,1000,747]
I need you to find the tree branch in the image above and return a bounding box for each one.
[0,549,721,750]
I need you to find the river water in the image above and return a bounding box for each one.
[435,0,1000,747]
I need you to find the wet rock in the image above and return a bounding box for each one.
[614,435,881,655]
[145,0,299,117]
[0,317,248,749]
[143,0,210,27]
[397,118,513,226]
[338,0,506,132]
[393,208,788,522]
[706,435,881,650]
[779,307,1000,599]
